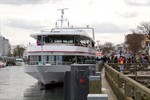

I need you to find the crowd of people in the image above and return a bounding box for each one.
[98,54,149,64]
[96,54,149,73]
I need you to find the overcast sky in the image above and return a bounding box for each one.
[0,0,150,45]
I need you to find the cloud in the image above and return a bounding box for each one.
[115,11,138,18]
[0,0,61,5]
[91,23,129,33]
[4,18,46,31]
[95,33,125,45]
[124,0,150,6]
[4,18,129,34]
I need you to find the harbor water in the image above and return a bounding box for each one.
[0,66,63,100]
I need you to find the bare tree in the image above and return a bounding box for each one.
[126,32,144,56]
[137,22,150,39]
[102,42,114,54]
[12,45,25,58]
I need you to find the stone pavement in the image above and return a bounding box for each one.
[101,68,118,100]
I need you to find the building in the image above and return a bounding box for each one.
[0,35,11,56]
[124,33,150,56]
[141,35,150,55]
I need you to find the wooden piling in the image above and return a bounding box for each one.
[89,76,101,94]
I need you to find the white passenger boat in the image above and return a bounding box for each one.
[24,9,96,85]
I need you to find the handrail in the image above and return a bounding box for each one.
[27,61,82,65]
[27,42,94,48]
[108,63,150,65]
[104,63,150,100]
[51,27,95,40]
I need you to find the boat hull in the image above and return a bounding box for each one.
[24,65,70,85]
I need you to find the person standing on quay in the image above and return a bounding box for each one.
[118,56,125,73]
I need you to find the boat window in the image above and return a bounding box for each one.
[37,35,45,45]
[74,36,94,47]
[44,35,74,44]
[28,55,41,65]
[54,36,63,43]
[45,36,53,43]
[55,55,63,65]
[42,55,47,63]
[63,55,87,64]
[28,55,95,65]
[63,39,68,43]
[74,36,81,46]
[77,56,85,64]
[37,36,41,42]
[37,35,95,47]
[48,55,55,64]
[37,36,42,45]
[63,55,75,63]
[63,36,74,44]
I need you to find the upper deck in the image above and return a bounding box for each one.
[30,28,94,41]
[26,43,96,57]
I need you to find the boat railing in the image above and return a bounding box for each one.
[27,42,93,48]
[51,27,95,40]
[27,61,73,65]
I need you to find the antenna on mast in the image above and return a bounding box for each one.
[57,8,68,31]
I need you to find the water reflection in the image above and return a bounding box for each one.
[24,84,63,100]
[0,66,63,100]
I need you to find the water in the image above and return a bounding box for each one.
[0,66,63,100]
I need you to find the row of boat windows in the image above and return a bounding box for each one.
[37,35,95,47]
[28,55,95,65]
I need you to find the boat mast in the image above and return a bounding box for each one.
[57,8,68,31]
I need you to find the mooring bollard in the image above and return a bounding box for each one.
[87,94,108,100]
[64,64,95,100]
[89,75,101,94]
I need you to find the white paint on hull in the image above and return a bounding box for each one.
[24,65,70,84]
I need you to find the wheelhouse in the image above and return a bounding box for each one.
[36,34,95,48]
